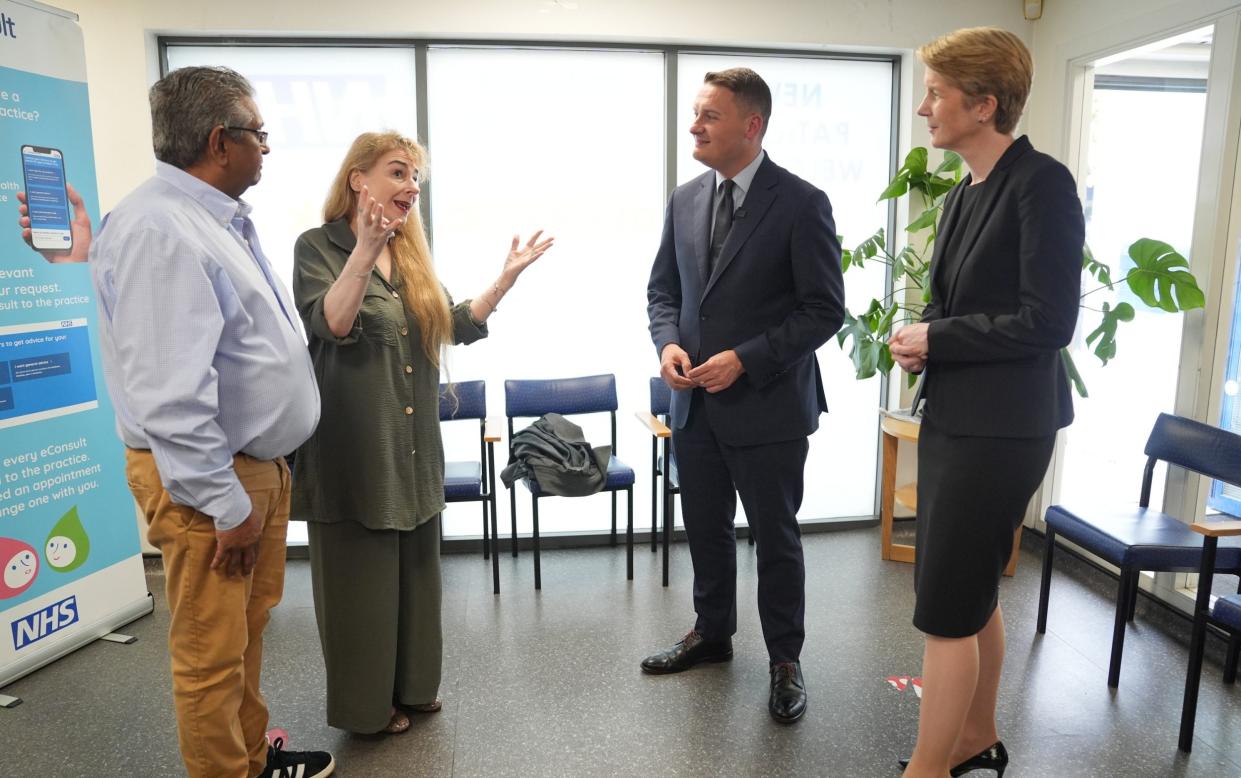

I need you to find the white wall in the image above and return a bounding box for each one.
[67,0,1030,210]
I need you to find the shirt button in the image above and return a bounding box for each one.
[404,365,413,374]
[392,291,400,299]
[399,327,409,336]
[405,406,414,415]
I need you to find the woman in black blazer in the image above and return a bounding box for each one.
[888,27,1084,777]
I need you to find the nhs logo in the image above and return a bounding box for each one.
[11,595,78,650]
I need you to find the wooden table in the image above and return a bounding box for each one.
[879,411,1021,577]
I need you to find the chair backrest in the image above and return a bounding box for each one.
[504,374,618,451]
[1141,412,1241,505]
[440,380,486,422]
[649,377,671,417]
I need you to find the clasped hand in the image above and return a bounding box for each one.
[888,323,930,373]
[661,344,744,394]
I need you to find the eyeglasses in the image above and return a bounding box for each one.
[223,125,269,145]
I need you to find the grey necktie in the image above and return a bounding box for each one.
[709,179,735,275]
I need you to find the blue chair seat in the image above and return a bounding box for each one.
[524,456,635,496]
[1046,505,1241,570]
[444,461,483,501]
[1213,594,1241,632]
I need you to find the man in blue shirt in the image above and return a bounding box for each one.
[91,66,331,778]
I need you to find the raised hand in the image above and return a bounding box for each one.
[17,183,91,263]
[353,184,403,268]
[501,230,555,284]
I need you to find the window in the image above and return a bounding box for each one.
[161,40,898,541]
[1057,28,1211,512]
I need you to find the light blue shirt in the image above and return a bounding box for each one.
[712,149,766,235]
[91,161,320,530]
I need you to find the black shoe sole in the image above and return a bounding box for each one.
[769,705,806,724]
[640,651,734,675]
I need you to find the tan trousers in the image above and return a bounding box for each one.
[126,449,290,778]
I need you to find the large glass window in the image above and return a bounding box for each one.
[161,41,898,542]
[1057,28,1211,512]
[427,47,666,538]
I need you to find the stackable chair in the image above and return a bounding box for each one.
[439,381,500,594]
[1038,412,1241,688]
[504,374,635,590]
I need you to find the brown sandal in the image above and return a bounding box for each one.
[382,709,411,734]
[404,697,442,713]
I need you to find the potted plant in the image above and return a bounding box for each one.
[837,147,1206,397]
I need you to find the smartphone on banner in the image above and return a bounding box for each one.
[20,145,73,251]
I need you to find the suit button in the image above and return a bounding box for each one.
[700,314,709,321]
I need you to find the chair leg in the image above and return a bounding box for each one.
[1127,570,1140,622]
[532,496,541,591]
[1108,568,1135,688]
[490,492,500,595]
[1225,633,1241,685]
[662,489,673,588]
[651,439,659,553]
[626,488,634,581]
[510,487,519,558]
[1036,528,1055,634]
[1180,536,1220,752]
[611,491,618,546]
[482,500,490,561]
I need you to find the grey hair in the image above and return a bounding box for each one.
[150,66,256,169]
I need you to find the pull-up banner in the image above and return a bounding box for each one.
[0,0,151,690]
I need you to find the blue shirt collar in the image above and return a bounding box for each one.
[155,160,251,226]
[716,148,765,195]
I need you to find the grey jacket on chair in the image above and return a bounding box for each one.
[500,413,611,497]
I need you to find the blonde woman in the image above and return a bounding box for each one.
[291,131,552,734]
[888,28,1082,777]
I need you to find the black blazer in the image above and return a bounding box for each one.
[921,136,1084,438]
[647,154,845,446]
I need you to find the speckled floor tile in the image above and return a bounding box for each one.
[3,529,1241,776]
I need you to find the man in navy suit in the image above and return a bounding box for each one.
[644,67,845,723]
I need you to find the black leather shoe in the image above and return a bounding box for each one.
[640,630,733,674]
[768,661,807,723]
[899,740,1008,776]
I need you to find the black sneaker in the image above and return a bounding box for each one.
[258,737,335,778]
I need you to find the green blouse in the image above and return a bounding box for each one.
[290,219,488,530]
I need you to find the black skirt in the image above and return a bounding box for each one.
[913,418,1056,638]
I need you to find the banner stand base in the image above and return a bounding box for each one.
[0,694,21,708]
[99,633,136,645]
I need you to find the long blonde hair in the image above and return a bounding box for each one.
[323,131,452,366]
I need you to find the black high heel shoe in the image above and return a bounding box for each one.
[898,741,1008,776]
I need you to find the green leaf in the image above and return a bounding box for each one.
[933,151,963,175]
[906,207,939,233]
[1125,239,1206,312]
[836,303,897,380]
[1084,301,1135,366]
[903,147,928,177]
[1060,348,1088,398]
[1081,243,1112,287]
[878,175,910,202]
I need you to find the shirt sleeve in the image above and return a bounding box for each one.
[447,287,488,345]
[105,228,251,530]
[293,232,364,346]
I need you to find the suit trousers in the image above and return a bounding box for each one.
[673,389,809,662]
[126,449,290,778]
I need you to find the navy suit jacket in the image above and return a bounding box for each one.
[646,154,845,447]
[921,136,1084,438]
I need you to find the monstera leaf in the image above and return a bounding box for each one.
[1125,239,1206,313]
[1085,301,1136,366]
